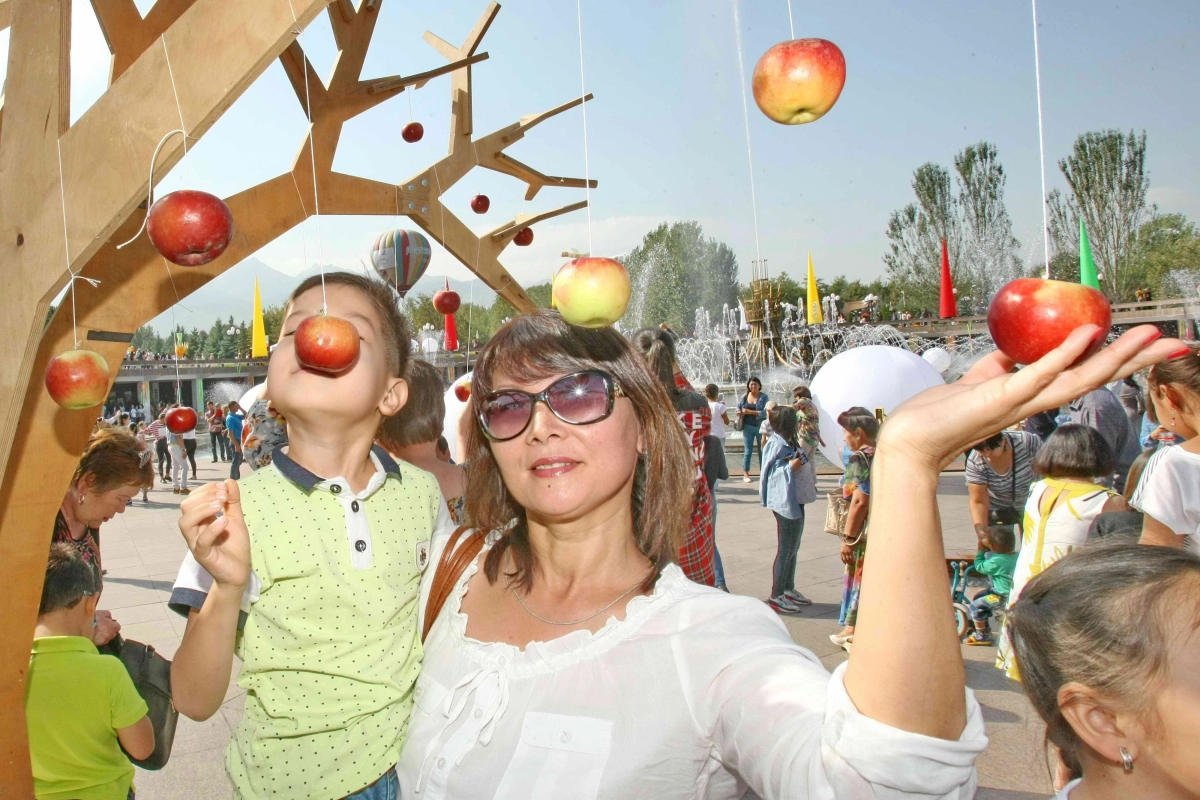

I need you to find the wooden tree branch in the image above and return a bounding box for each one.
[92,0,198,82]
[489,200,589,241]
[0,0,11,32]
[368,52,490,95]
[490,153,596,201]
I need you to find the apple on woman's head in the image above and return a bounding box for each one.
[987,278,1112,366]
[294,314,361,374]
[552,258,631,329]
[752,38,846,125]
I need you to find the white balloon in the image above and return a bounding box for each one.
[443,371,473,464]
[922,346,953,375]
[421,337,440,355]
[236,382,265,415]
[809,345,944,468]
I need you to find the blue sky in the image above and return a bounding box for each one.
[4,0,1197,294]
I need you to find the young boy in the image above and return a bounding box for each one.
[26,544,154,799]
[965,524,1019,646]
[170,273,452,799]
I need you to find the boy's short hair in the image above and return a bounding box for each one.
[378,359,445,449]
[984,525,1016,554]
[40,544,97,615]
[704,383,720,400]
[287,271,412,379]
[436,435,450,456]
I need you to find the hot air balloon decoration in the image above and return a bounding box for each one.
[371,229,432,297]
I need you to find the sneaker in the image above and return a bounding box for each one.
[173,488,181,494]
[766,595,802,614]
[742,475,751,483]
[964,631,993,646]
[180,488,191,495]
[784,590,812,606]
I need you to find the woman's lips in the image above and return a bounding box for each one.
[530,457,580,478]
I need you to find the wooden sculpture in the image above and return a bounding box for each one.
[0,0,595,787]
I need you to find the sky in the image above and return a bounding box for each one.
[2,0,1197,296]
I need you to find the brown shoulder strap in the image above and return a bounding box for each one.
[422,526,487,642]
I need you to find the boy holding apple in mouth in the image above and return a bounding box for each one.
[169,272,452,800]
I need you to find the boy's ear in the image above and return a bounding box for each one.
[81,593,100,618]
[379,377,409,419]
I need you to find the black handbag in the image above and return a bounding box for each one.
[987,434,1023,527]
[107,634,179,770]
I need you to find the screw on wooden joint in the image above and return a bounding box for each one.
[15,233,23,246]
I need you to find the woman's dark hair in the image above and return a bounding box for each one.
[837,406,879,440]
[40,543,97,615]
[976,431,1007,452]
[768,406,799,447]
[1122,449,1153,503]
[1145,389,1158,424]
[629,327,679,399]
[746,376,762,391]
[466,311,694,592]
[73,427,154,493]
[1148,344,1200,399]
[792,385,812,400]
[704,383,720,400]
[1009,543,1200,777]
[1032,424,1115,479]
[377,359,445,449]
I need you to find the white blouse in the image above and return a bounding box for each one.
[398,531,987,800]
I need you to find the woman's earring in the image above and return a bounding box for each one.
[1119,747,1134,773]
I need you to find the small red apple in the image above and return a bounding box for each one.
[294,314,361,373]
[470,195,490,214]
[146,190,235,267]
[552,257,631,328]
[433,284,461,315]
[752,38,846,125]
[454,380,472,403]
[402,122,424,143]
[513,227,534,247]
[987,278,1112,365]
[45,350,110,410]
[166,406,198,434]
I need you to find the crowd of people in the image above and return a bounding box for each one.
[25,269,1200,800]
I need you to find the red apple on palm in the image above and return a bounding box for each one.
[166,406,198,434]
[294,314,361,373]
[987,278,1111,365]
[45,350,110,410]
[147,190,235,266]
[552,257,631,328]
[402,122,424,143]
[513,227,534,247]
[752,38,846,125]
[470,195,490,214]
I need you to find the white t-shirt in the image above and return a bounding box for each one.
[1056,778,1080,798]
[708,400,727,438]
[1131,445,1200,553]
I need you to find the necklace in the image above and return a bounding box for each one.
[509,569,655,627]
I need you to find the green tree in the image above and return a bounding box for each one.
[262,304,285,345]
[622,221,740,332]
[1047,130,1150,300]
[955,142,1023,302]
[1129,213,1200,296]
[218,317,238,359]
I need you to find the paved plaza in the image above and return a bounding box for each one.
[95,458,1052,799]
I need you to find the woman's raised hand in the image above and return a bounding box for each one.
[882,325,1181,471]
[178,479,250,590]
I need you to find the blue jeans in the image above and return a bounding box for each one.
[210,431,228,460]
[969,590,1007,622]
[771,508,805,598]
[343,767,398,800]
[230,449,243,480]
[711,478,725,587]
[742,426,763,473]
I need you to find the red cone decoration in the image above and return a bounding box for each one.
[444,312,459,352]
[939,238,957,319]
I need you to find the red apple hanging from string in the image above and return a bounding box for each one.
[402,122,424,143]
[454,380,472,403]
[513,227,534,247]
[45,350,110,410]
[552,257,632,328]
[165,406,198,434]
[752,38,846,125]
[432,281,461,315]
[294,313,361,374]
[470,195,490,214]
[146,190,235,266]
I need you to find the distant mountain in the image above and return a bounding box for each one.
[144,257,496,334]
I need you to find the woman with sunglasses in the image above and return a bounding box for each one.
[397,310,1178,799]
[53,427,154,647]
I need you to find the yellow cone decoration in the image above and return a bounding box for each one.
[251,278,269,358]
[806,253,823,324]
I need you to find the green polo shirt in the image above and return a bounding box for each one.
[25,636,147,800]
[170,446,442,800]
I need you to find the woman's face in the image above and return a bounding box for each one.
[843,426,870,450]
[1135,604,1200,789]
[748,380,761,394]
[486,369,643,527]
[75,481,141,527]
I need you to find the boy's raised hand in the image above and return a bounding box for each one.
[179,479,250,590]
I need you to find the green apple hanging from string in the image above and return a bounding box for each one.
[370,229,432,297]
[147,190,235,266]
[45,350,111,410]
[552,257,631,328]
[513,227,534,247]
[295,312,361,374]
[402,122,424,143]
[752,39,846,125]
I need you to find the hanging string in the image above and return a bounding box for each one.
[288,1,327,310]
[731,0,764,272]
[1031,0,1051,278]
[115,129,187,250]
[55,141,102,349]
[160,34,195,185]
[786,0,795,39]
[407,85,414,123]
[466,276,474,368]
[575,0,593,255]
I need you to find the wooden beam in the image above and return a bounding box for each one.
[92,0,199,83]
[0,0,11,32]
[460,0,500,56]
[367,52,489,95]
[490,152,596,201]
[489,200,589,241]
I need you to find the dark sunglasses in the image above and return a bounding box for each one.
[477,370,625,442]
